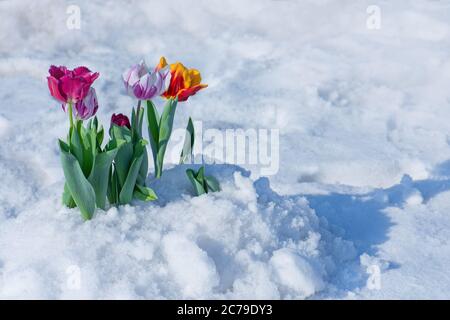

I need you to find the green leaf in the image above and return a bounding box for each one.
[59,139,70,153]
[159,98,177,144]
[185,166,220,196]
[132,105,145,140]
[118,155,143,204]
[196,166,205,183]
[131,106,145,141]
[92,117,98,131]
[88,146,119,210]
[186,168,207,196]
[74,121,96,178]
[133,184,158,201]
[204,175,221,193]
[105,138,126,206]
[180,117,195,164]
[107,167,119,206]
[62,183,76,208]
[110,124,132,143]
[118,140,146,204]
[155,98,177,178]
[138,105,145,137]
[132,106,148,186]
[137,148,148,186]
[69,121,84,170]
[83,124,97,177]
[131,106,136,131]
[59,140,96,220]
[97,126,104,148]
[114,141,133,188]
[146,100,160,171]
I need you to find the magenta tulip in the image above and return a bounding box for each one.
[111,113,131,129]
[47,65,99,104]
[122,60,170,100]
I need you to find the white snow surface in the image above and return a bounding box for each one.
[1,0,450,299]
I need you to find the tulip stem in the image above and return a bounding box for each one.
[135,100,142,137]
[68,102,74,128]
[136,100,141,116]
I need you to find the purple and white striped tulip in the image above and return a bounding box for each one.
[122,60,170,100]
[62,87,98,120]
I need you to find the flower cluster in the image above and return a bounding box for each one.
[48,57,216,220]
[48,66,100,123]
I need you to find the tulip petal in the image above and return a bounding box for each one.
[49,65,68,79]
[60,75,90,102]
[47,76,67,103]
[137,60,149,78]
[132,72,159,100]
[159,65,171,92]
[72,66,99,84]
[126,68,140,87]
[74,88,98,120]
[73,66,91,76]
[123,62,148,98]
[177,84,208,102]
[164,70,185,98]
[111,113,131,129]
[156,57,168,70]
[188,69,202,86]
[87,72,100,83]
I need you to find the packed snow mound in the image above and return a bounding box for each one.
[0,167,355,299]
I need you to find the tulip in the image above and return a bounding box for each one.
[156,57,207,102]
[47,65,99,104]
[122,60,171,100]
[71,88,98,120]
[111,113,131,129]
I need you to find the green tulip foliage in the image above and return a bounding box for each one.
[108,107,157,206]
[59,117,121,220]
[53,59,219,221]
[186,166,221,196]
[178,119,220,196]
[180,117,195,164]
[146,98,178,178]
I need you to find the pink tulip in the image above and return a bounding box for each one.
[47,65,99,103]
[111,113,131,129]
[122,60,170,100]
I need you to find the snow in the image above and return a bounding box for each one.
[1,0,450,299]
[270,248,325,298]
[0,169,355,299]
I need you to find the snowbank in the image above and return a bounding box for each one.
[0,168,355,299]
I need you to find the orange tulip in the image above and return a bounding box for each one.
[156,57,207,102]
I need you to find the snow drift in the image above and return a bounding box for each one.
[0,166,354,299]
